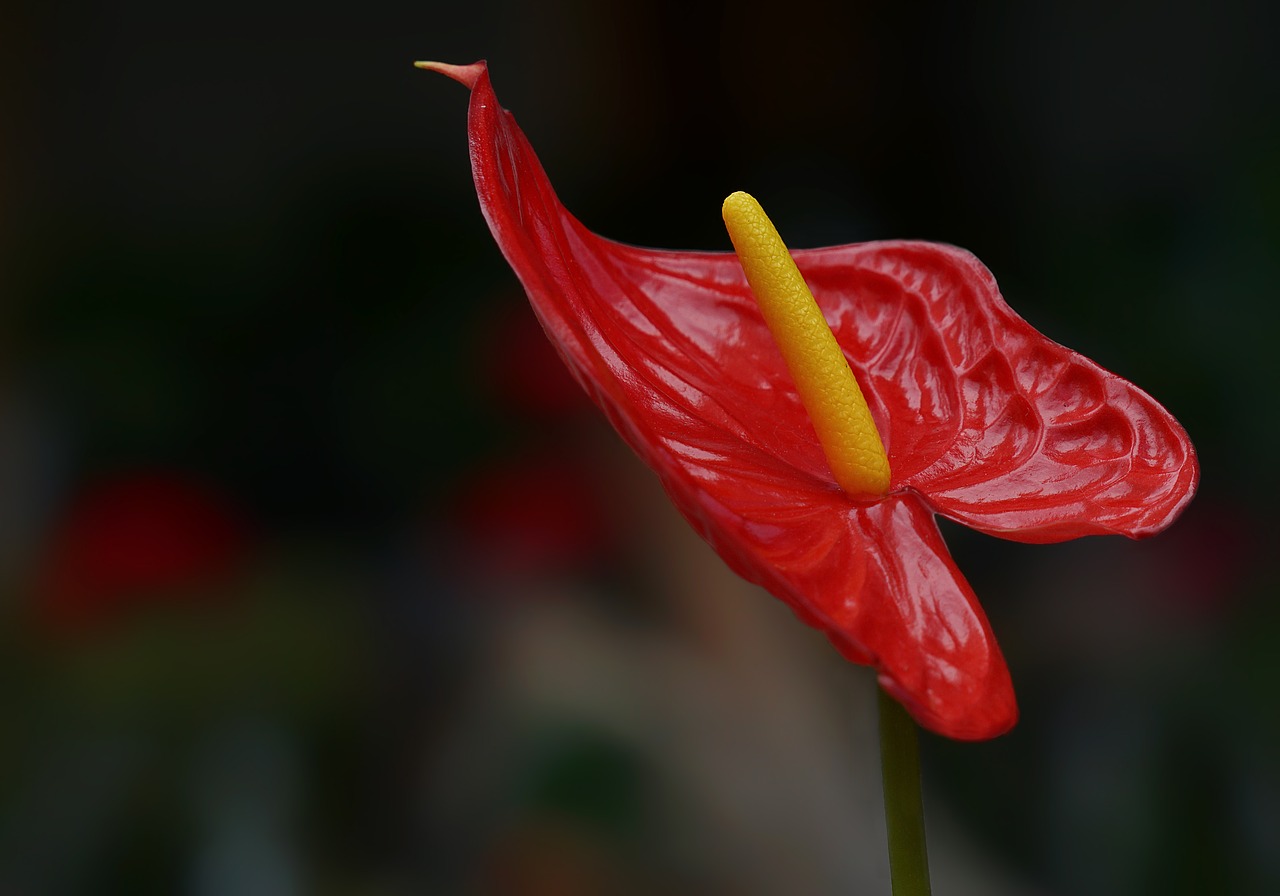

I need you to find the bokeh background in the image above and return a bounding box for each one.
[2,1,1278,894]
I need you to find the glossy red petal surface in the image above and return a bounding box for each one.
[851,497,1016,739]
[823,243,1200,542]
[767,242,1199,543]
[441,62,1195,738]
[675,462,1017,739]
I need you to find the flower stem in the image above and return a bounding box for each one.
[879,686,932,896]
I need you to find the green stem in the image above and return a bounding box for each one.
[878,686,932,896]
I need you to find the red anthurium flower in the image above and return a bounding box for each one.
[424,60,1199,740]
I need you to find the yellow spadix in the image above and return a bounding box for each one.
[722,191,891,498]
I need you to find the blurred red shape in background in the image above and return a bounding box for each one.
[35,471,249,632]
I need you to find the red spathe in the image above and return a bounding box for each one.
[433,60,1199,740]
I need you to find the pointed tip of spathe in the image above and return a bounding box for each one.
[414,59,486,90]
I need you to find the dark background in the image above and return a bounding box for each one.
[2,1,1277,894]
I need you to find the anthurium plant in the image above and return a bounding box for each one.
[421,59,1199,894]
